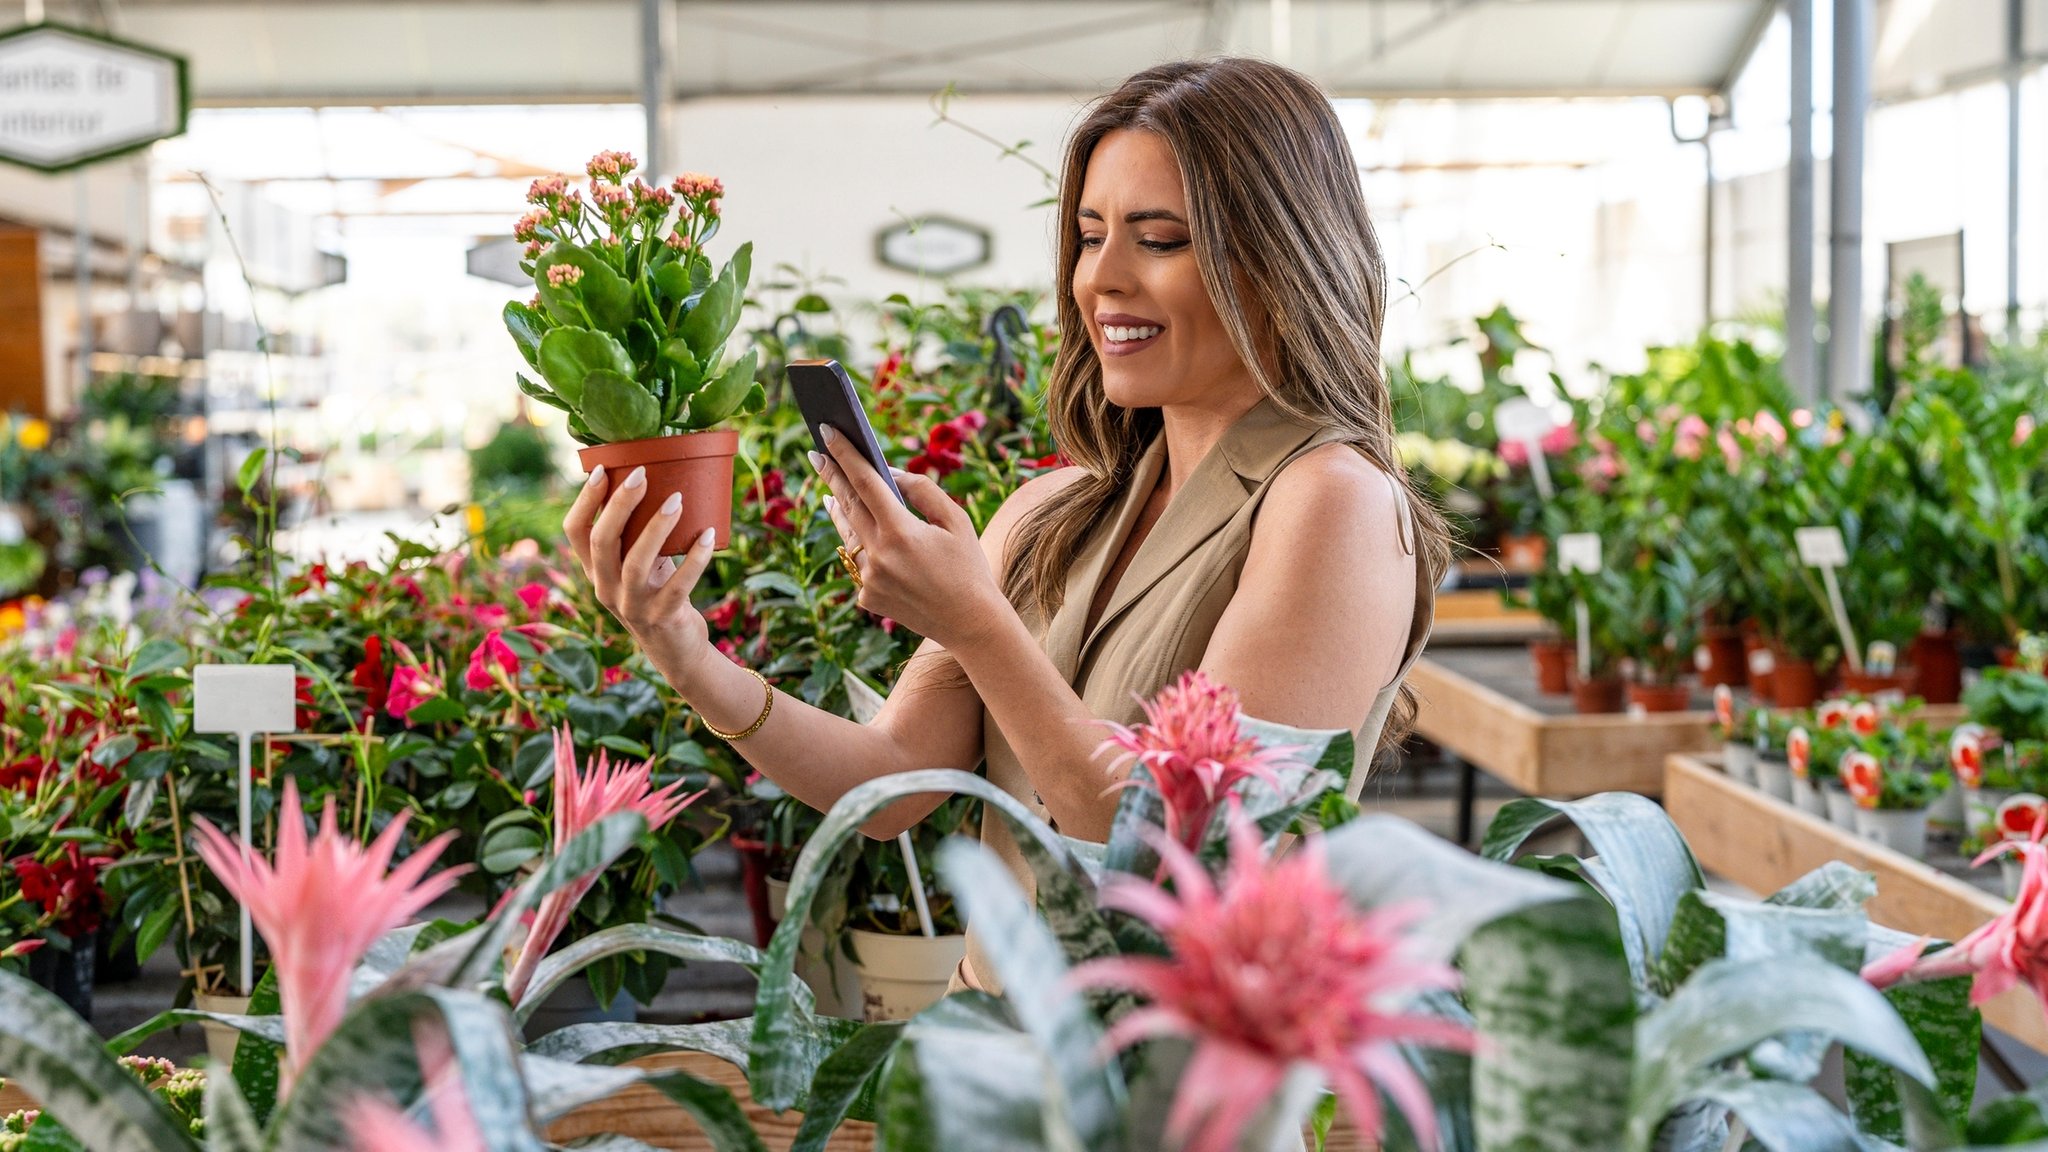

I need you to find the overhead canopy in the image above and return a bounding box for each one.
[104,0,1779,105]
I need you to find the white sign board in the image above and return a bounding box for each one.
[193,664,299,735]
[876,216,991,277]
[1557,533,1603,574]
[1795,526,1849,567]
[0,23,186,173]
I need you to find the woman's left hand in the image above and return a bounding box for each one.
[811,426,1004,649]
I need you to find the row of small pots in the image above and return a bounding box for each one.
[1531,629,1967,714]
[1723,742,1938,859]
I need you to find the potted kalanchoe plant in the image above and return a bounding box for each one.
[1711,685,1756,785]
[1842,743,1950,860]
[503,152,763,554]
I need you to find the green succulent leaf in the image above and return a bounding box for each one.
[679,242,752,364]
[683,348,761,431]
[517,372,570,412]
[503,299,548,367]
[201,1070,265,1152]
[874,994,1053,1151]
[1845,925,1980,1141]
[536,242,635,334]
[580,369,663,443]
[537,327,633,408]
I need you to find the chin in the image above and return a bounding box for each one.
[1099,366,1184,411]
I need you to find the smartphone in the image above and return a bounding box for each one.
[787,359,906,505]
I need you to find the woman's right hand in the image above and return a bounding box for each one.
[564,464,723,693]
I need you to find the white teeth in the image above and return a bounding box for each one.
[1104,325,1162,343]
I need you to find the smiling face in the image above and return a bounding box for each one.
[1073,128,1258,413]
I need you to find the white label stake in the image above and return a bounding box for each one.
[1495,399,1557,501]
[1557,533,1604,678]
[842,670,934,938]
[192,665,299,995]
[1795,526,1862,674]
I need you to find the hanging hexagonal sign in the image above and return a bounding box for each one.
[875,216,992,277]
[0,22,188,173]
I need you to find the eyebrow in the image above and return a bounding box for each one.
[1077,207,1187,224]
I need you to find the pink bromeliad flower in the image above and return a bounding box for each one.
[192,780,465,1085]
[502,726,703,1002]
[1097,671,1298,855]
[345,1020,485,1152]
[1864,829,2048,1010]
[1072,821,1473,1152]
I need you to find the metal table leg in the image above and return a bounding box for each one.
[1454,755,1478,846]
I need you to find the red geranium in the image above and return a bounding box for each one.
[0,755,49,792]
[744,471,798,534]
[352,636,389,718]
[11,844,114,936]
[906,411,987,477]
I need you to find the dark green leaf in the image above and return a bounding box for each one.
[542,646,601,694]
[580,369,662,443]
[503,299,549,367]
[538,327,632,408]
[237,449,267,496]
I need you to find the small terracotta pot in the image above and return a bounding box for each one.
[1837,667,1917,699]
[729,834,777,948]
[1911,630,1963,705]
[1697,626,1748,689]
[1771,650,1821,709]
[1570,672,1625,715]
[1529,639,1574,695]
[579,430,740,556]
[1744,635,1776,699]
[1627,681,1693,713]
[1499,533,1548,573]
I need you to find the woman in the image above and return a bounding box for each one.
[564,57,1448,993]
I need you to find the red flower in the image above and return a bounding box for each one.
[294,676,319,731]
[465,630,522,692]
[387,665,441,723]
[704,598,742,633]
[11,844,114,936]
[906,411,987,478]
[1021,451,1070,470]
[601,665,632,688]
[515,582,552,617]
[763,496,797,534]
[872,351,906,393]
[0,755,49,792]
[352,636,389,718]
[746,469,787,503]
[287,563,329,598]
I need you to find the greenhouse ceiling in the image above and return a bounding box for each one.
[92,0,1791,104]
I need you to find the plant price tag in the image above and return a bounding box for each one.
[1794,525,1862,674]
[1557,533,1603,574]
[192,664,298,996]
[1494,398,1557,501]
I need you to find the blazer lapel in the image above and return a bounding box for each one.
[1043,435,1167,681]
[1077,398,1325,656]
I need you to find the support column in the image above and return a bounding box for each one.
[1829,0,1872,402]
[1787,0,1818,402]
[2007,0,2024,333]
[641,0,670,179]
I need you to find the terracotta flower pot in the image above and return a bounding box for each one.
[1697,626,1748,689]
[1570,672,1625,715]
[1743,635,1776,699]
[1837,667,1917,699]
[1910,630,1963,705]
[1499,533,1548,573]
[729,835,777,949]
[1528,639,1574,695]
[1770,650,1821,709]
[1627,681,1693,713]
[578,430,740,556]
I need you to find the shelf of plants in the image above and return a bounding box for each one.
[6,155,2048,1149]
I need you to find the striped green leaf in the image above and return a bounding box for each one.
[874,994,1054,1152]
[452,811,649,990]
[0,968,199,1152]
[937,839,1126,1151]
[530,1019,754,1069]
[1626,956,1933,1152]
[1764,861,1877,910]
[1678,1072,1863,1152]
[1482,794,1703,988]
[520,1054,645,1123]
[516,925,794,1023]
[790,1023,907,1151]
[1323,814,1577,964]
[201,1070,264,1152]
[1463,894,1636,1152]
[1846,925,1979,1142]
[643,1070,771,1152]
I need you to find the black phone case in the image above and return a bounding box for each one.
[787,359,906,504]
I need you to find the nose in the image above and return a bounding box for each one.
[1075,232,1136,302]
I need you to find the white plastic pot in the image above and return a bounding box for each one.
[766,877,862,1019]
[194,991,251,1067]
[1753,758,1794,802]
[850,928,967,1022]
[1722,743,1756,785]
[1792,776,1829,818]
[1928,783,1966,831]
[1853,807,1930,860]
[1823,782,1858,829]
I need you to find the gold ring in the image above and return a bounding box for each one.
[837,545,864,589]
[847,543,866,561]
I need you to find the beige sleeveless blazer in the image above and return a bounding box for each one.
[963,397,1436,993]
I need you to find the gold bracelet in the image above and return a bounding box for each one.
[703,667,774,742]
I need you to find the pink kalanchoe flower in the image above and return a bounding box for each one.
[584,150,637,182]
[193,781,464,1085]
[1752,409,1788,447]
[1097,671,1298,855]
[1071,820,1474,1152]
[670,172,724,199]
[512,210,546,243]
[525,175,569,205]
[502,727,704,1002]
[1864,829,2048,1014]
[544,263,583,288]
[465,630,521,692]
[345,1020,485,1152]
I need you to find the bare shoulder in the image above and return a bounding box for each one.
[1254,442,1405,552]
[980,465,1091,562]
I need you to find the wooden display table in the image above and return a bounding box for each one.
[1665,751,2048,1054]
[1409,646,1718,841]
[1428,588,1548,646]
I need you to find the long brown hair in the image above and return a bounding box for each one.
[1001,56,1452,752]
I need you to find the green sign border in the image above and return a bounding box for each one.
[0,20,190,174]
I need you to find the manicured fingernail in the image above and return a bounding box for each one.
[807,451,825,471]
[824,495,838,515]
[623,466,646,489]
[820,425,838,444]
[698,528,716,548]
[659,492,681,516]
[586,465,606,487]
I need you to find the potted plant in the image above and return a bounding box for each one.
[840,793,976,1021]
[1615,530,1719,713]
[1713,684,1756,784]
[1562,566,1629,714]
[1509,560,1576,694]
[1842,748,1949,859]
[1750,708,1796,801]
[502,154,764,555]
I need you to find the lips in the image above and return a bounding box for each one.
[1095,313,1164,358]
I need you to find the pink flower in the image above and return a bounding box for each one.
[545,264,583,288]
[1098,671,1298,856]
[670,172,724,199]
[526,175,569,205]
[503,727,704,1002]
[345,1020,484,1152]
[1864,830,2048,1014]
[1538,422,1578,455]
[193,781,464,1085]
[2017,414,2037,447]
[1752,409,1788,448]
[386,664,441,723]
[1717,427,1742,472]
[1791,408,1815,429]
[1841,750,1882,808]
[1849,701,1880,737]
[584,150,637,181]
[1674,414,1709,461]
[515,582,552,617]
[664,231,693,251]
[512,211,546,243]
[1070,821,1473,1152]
[465,630,521,692]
